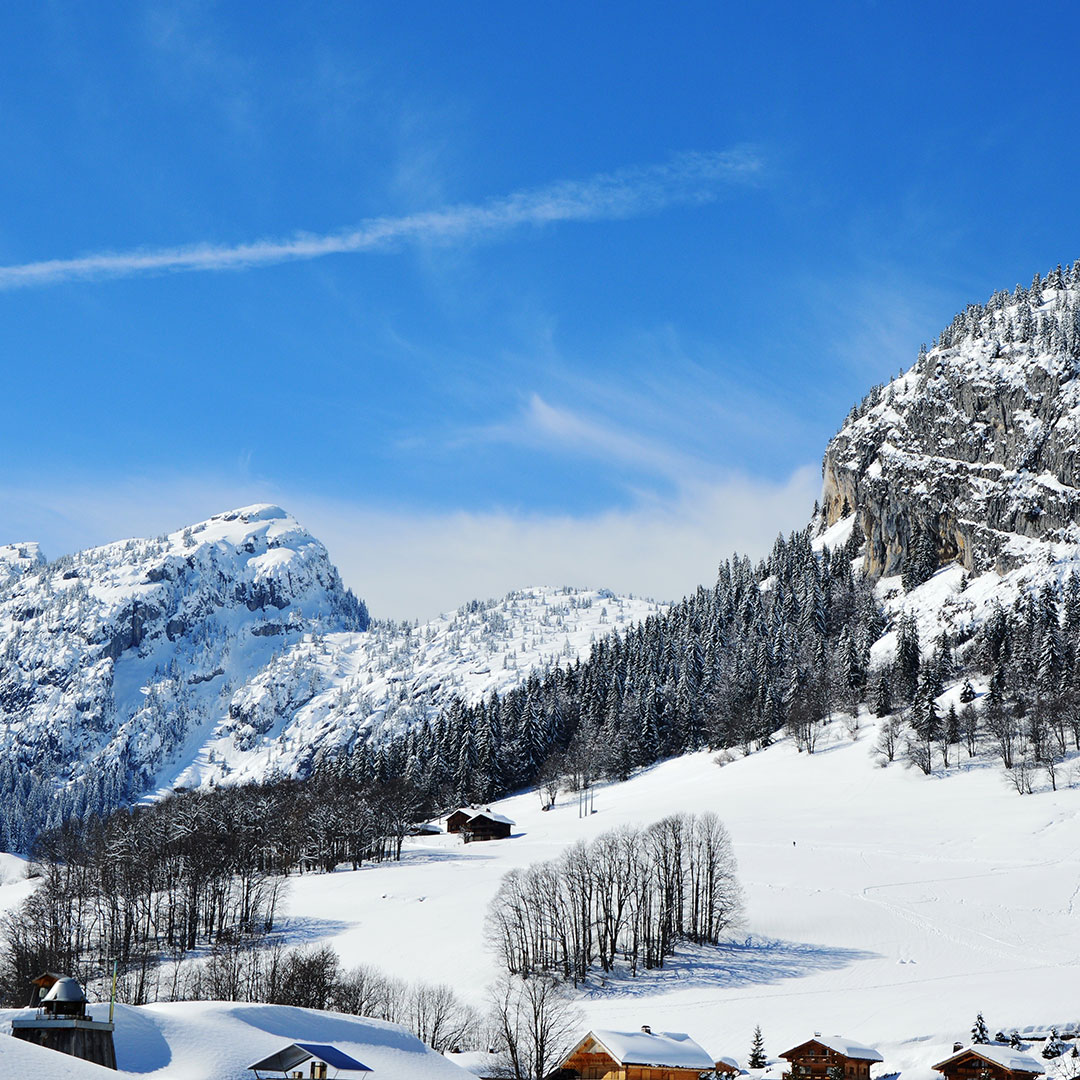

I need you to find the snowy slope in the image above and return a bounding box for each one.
[3,722,1073,1078]
[237,718,1080,1080]
[184,586,664,788]
[0,1000,471,1080]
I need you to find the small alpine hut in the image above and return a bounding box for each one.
[780,1036,883,1080]
[462,809,514,842]
[446,809,472,834]
[248,1042,373,1079]
[10,973,116,1069]
[558,1025,715,1080]
[932,1046,1044,1080]
[715,1057,741,1076]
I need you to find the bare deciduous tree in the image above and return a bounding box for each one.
[489,975,583,1080]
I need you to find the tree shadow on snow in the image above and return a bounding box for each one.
[230,1003,425,1052]
[397,846,493,867]
[273,916,356,944]
[583,936,880,998]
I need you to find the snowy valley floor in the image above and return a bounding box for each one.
[2,718,1079,1080]
[280,719,1080,1078]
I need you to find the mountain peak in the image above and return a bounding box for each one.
[823,264,1080,580]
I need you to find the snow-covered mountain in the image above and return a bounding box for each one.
[0,505,367,807]
[0,504,661,817]
[194,584,663,788]
[820,263,1080,648]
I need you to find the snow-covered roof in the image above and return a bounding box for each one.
[0,1000,474,1080]
[585,1029,715,1069]
[934,1046,1043,1074]
[471,810,515,826]
[716,1056,741,1071]
[783,1037,883,1062]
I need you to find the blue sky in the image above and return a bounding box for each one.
[3,2,1080,618]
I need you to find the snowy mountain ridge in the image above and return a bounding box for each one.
[199,584,664,789]
[0,504,661,824]
[0,505,366,815]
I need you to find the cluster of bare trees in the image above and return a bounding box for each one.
[487,812,741,983]
[0,772,427,1006]
[179,939,581,1078]
[175,943,484,1054]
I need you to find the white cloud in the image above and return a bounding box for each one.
[298,469,819,620]
[0,149,762,289]
[0,465,819,622]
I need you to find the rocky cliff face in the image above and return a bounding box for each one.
[821,265,1080,580]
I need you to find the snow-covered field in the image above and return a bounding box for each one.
[1,717,1079,1078]
[0,1000,470,1080]
[271,721,1080,1079]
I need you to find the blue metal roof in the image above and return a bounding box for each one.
[248,1041,373,1074]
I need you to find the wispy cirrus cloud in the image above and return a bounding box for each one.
[0,149,762,290]
[470,393,700,484]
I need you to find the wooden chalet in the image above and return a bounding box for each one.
[462,809,514,842]
[559,1026,715,1080]
[780,1036,883,1080]
[715,1057,741,1076]
[446,809,473,833]
[932,1046,1043,1080]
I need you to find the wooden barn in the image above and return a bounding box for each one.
[780,1036,883,1080]
[932,1046,1043,1080]
[462,810,514,842]
[446,809,472,833]
[558,1025,715,1080]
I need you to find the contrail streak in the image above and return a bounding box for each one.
[0,149,760,289]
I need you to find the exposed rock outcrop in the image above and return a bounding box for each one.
[821,266,1080,579]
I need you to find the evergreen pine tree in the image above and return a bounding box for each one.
[749,1026,767,1070]
[1042,1030,1065,1060]
[902,523,938,592]
[874,670,892,718]
[972,1012,989,1045]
